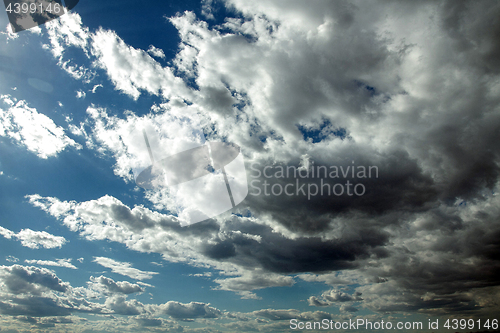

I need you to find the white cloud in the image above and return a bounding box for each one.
[93,257,158,280]
[91,84,102,93]
[160,301,221,319]
[214,271,295,299]
[5,256,19,263]
[147,45,165,59]
[88,276,144,295]
[0,96,81,158]
[76,89,86,99]
[90,28,192,100]
[44,12,94,82]
[0,226,66,249]
[25,259,77,269]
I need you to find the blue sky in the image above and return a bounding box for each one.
[1,0,500,332]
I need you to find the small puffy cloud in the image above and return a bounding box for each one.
[147,45,166,59]
[308,289,362,308]
[93,257,157,280]
[160,301,221,320]
[89,276,144,295]
[0,96,81,158]
[104,295,144,316]
[24,259,77,270]
[0,226,66,249]
[6,256,19,263]
[76,90,86,99]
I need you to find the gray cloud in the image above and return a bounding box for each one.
[0,265,69,295]
[90,276,144,295]
[160,301,222,320]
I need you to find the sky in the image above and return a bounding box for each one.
[0,0,500,332]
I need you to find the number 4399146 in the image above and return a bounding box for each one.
[5,2,62,15]
[444,318,498,330]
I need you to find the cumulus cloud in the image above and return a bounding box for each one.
[27,193,389,293]
[147,45,166,59]
[0,226,67,249]
[0,265,69,295]
[160,301,221,320]
[89,276,144,295]
[0,96,81,158]
[93,257,158,281]
[308,288,362,308]
[76,89,86,99]
[0,264,228,325]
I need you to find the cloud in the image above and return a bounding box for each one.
[214,271,295,298]
[91,84,102,93]
[90,28,191,100]
[0,265,105,318]
[27,193,387,289]
[93,257,158,280]
[89,276,144,295]
[147,45,166,59]
[0,265,69,295]
[307,289,362,307]
[252,309,334,322]
[44,12,94,82]
[160,301,221,320]
[104,295,144,316]
[0,226,67,249]
[6,256,19,263]
[0,96,81,158]
[24,259,77,270]
[76,90,86,99]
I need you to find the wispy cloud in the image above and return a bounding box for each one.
[0,226,66,249]
[0,95,81,158]
[93,257,158,280]
[25,259,77,269]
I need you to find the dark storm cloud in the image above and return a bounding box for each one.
[243,152,437,234]
[203,219,389,273]
[441,0,500,73]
